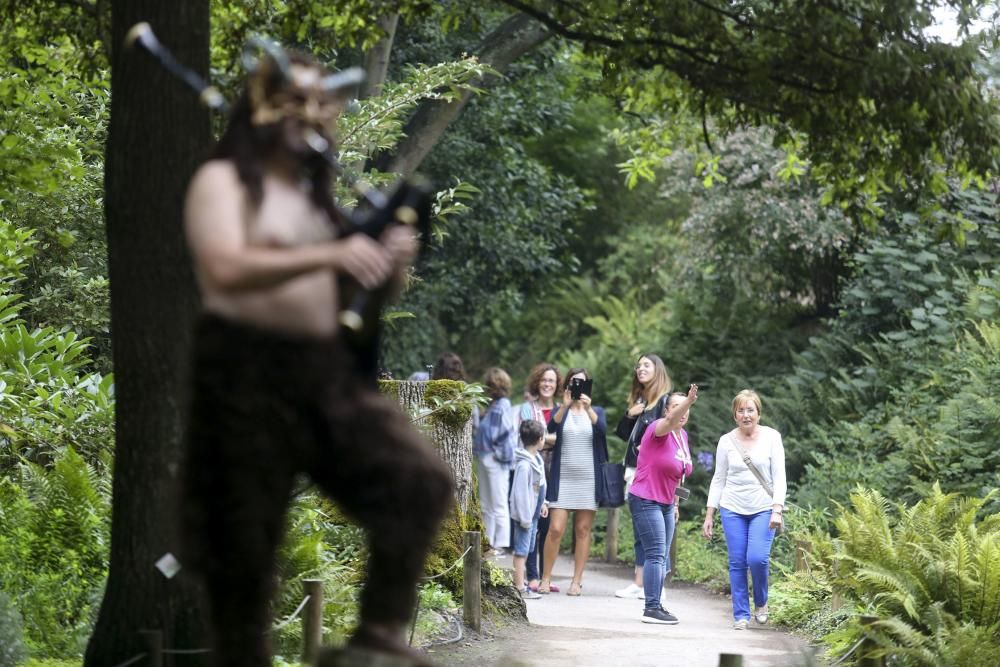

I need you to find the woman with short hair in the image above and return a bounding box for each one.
[473,368,517,554]
[702,389,787,629]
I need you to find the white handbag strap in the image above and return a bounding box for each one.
[728,434,773,498]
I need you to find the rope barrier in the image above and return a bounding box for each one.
[273,593,312,631]
[419,611,464,649]
[110,653,147,667]
[410,546,474,645]
[421,546,473,581]
[828,637,867,667]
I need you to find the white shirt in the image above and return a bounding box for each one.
[706,426,787,514]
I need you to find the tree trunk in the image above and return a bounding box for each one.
[393,380,473,514]
[359,14,399,101]
[371,13,551,176]
[85,1,211,664]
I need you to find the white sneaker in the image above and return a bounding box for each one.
[615,583,644,599]
[734,619,749,630]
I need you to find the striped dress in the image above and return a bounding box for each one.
[550,411,597,511]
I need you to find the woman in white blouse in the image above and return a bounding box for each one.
[702,389,786,630]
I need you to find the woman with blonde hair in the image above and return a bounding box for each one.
[614,354,672,598]
[702,390,787,629]
[473,368,517,554]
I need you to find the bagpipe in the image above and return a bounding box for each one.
[125,23,432,366]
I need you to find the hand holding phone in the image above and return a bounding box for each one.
[569,378,593,401]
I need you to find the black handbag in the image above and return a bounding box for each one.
[598,462,626,508]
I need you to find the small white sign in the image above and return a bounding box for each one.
[155,552,182,579]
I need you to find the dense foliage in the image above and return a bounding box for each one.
[0,0,997,663]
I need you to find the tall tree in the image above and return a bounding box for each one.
[85,0,211,663]
[496,0,999,208]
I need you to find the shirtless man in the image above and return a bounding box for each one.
[179,50,452,667]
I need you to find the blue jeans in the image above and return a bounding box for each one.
[526,512,548,581]
[720,508,775,621]
[512,487,545,557]
[630,522,645,568]
[628,493,675,611]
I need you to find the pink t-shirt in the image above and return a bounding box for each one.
[629,420,692,505]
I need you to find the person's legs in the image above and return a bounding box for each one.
[524,487,544,584]
[628,494,666,611]
[309,387,453,648]
[541,508,569,588]
[180,319,300,667]
[720,508,752,622]
[660,502,676,598]
[512,519,538,593]
[632,504,646,583]
[531,511,550,584]
[570,509,595,592]
[476,454,509,550]
[746,509,775,612]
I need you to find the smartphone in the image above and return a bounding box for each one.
[569,378,593,401]
[675,486,691,501]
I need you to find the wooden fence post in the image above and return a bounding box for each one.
[858,615,885,667]
[794,540,812,573]
[831,559,843,611]
[718,654,743,667]
[139,630,163,667]
[463,531,481,632]
[302,578,324,665]
[605,507,619,562]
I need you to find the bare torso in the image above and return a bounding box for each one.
[186,160,341,338]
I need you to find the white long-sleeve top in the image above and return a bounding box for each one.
[706,426,787,514]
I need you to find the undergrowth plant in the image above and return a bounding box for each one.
[829,485,1000,666]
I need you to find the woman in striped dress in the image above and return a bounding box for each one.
[538,368,609,596]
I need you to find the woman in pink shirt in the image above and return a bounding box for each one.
[627,384,698,624]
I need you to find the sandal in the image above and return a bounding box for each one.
[567,582,583,596]
[537,580,551,594]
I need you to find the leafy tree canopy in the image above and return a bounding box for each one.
[499,0,999,220]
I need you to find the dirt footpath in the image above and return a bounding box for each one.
[430,556,818,667]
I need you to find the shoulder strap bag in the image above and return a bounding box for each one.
[727,434,781,534]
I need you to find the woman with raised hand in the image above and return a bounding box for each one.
[517,363,561,592]
[538,368,608,596]
[627,386,697,624]
[614,354,672,599]
[702,389,787,630]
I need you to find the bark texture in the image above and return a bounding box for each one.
[394,380,473,514]
[85,1,211,663]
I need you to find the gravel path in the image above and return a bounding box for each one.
[431,555,818,667]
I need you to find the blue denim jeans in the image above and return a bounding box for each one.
[720,508,775,621]
[526,512,548,581]
[627,493,675,611]
[512,487,545,557]
[630,521,646,568]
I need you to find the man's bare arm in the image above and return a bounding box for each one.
[184,160,392,291]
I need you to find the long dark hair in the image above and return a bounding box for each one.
[211,54,344,229]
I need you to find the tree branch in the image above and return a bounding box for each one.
[370,12,552,176]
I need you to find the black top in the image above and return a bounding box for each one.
[615,394,668,468]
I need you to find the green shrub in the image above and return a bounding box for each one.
[828,485,1000,665]
[671,520,729,593]
[0,448,110,657]
[0,590,28,667]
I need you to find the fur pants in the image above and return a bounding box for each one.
[179,314,453,666]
